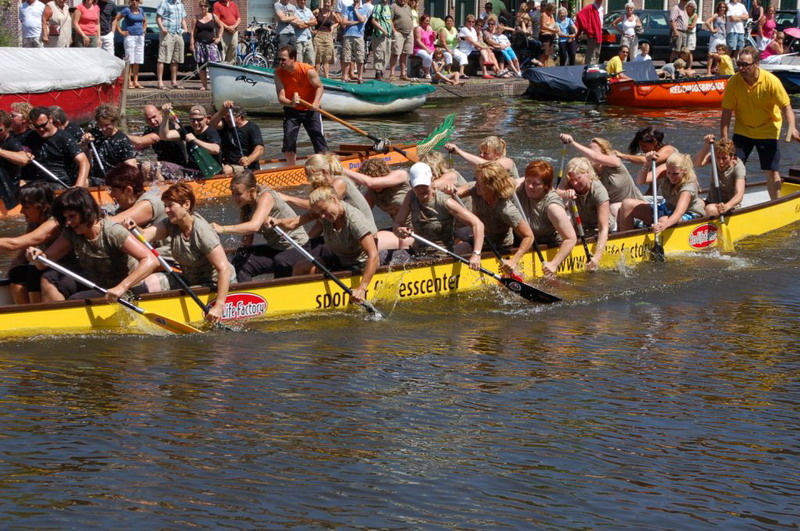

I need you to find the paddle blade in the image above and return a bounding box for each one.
[498,277,561,304]
[651,242,666,262]
[143,311,204,334]
[718,221,735,252]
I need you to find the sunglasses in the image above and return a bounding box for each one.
[190,117,204,122]
[33,121,49,130]
[736,61,754,69]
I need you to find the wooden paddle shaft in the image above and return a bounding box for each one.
[298,98,375,140]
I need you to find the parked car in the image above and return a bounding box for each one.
[113,6,196,74]
[599,9,712,62]
[774,9,798,32]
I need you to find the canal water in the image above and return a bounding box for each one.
[1,98,800,527]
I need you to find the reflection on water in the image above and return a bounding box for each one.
[2,99,800,527]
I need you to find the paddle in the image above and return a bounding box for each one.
[409,232,561,304]
[568,198,593,263]
[297,98,417,162]
[130,226,234,330]
[271,225,385,318]
[227,108,245,160]
[82,126,107,179]
[35,255,202,334]
[28,158,70,189]
[651,158,665,262]
[556,143,567,188]
[708,142,734,252]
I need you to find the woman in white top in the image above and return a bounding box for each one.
[612,3,641,60]
[42,0,72,47]
[457,14,500,78]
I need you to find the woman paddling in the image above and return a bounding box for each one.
[129,182,235,323]
[392,162,484,267]
[561,157,611,271]
[452,161,534,276]
[0,183,65,304]
[693,135,746,217]
[26,187,160,303]
[618,152,705,233]
[82,104,137,184]
[559,133,644,220]
[211,170,309,281]
[445,135,520,180]
[270,185,381,304]
[616,126,676,167]
[515,160,577,277]
[343,158,411,219]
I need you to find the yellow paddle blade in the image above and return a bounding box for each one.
[143,311,204,334]
[718,221,735,252]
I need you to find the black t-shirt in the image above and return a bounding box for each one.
[90,128,136,180]
[98,0,118,34]
[0,134,23,208]
[143,123,188,166]
[187,126,222,169]
[62,123,84,144]
[219,121,263,169]
[21,130,82,186]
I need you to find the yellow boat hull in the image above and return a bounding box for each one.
[0,179,798,336]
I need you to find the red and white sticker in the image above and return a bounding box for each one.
[210,292,268,320]
[688,223,718,250]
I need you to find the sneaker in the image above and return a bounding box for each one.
[375,70,383,80]
[482,74,494,79]
[424,74,432,80]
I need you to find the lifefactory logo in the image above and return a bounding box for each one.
[210,293,268,320]
[688,223,719,250]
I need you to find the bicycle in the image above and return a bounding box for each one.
[234,17,269,67]
[254,23,279,67]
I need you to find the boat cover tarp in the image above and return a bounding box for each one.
[0,49,124,94]
[244,65,436,103]
[524,61,659,101]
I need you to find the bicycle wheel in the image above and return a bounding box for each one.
[244,53,269,68]
[262,43,277,67]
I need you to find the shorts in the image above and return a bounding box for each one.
[671,31,688,51]
[686,32,696,51]
[343,35,365,63]
[158,32,184,64]
[657,199,701,221]
[392,31,413,56]
[282,107,328,154]
[124,34,145,64]
[726,32,745,51]
[732,134,780,171]
[194,41,221,65]
[278,32,296,49]
[42,268,150,300]
[8,264,43,293]
[501,47,517,63]
[313,31,334,63]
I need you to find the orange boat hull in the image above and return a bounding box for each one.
[606,77,728,108]
[0,144,416,219]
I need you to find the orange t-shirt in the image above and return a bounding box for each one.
[276,62,318,111]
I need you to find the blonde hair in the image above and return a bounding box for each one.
[420,151,450,180]
[475,161,516,199]
[305,153,343,188]
[566,157,597,180]
[480,135,507,158]
[308,185,338,206]
[590,137,614,155]
[665,152,696,186]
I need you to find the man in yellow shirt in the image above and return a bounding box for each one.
[605,45,631,81]
[721,46,799,199]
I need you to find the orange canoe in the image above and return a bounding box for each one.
[0,143,416,220]
[606,76,729,108]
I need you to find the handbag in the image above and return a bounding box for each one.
[49,23,61,37]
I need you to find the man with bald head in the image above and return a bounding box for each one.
[127,104,189,179]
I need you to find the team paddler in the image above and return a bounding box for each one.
[420,151,473,212]
[618,152,705,233]
[693,134,746,217]
[445,135,521,179]
[270,185,380,304]
[342,158,410,219]
[158,103,223,175]
[0,182,64,303]
[616,126,676,167]
[558,133,644,220]
[561,157,611,271]
[392,162,485,268]
[25,187,160,302]
[81,104,137,184]
[127,182,236,323]
[515,160,577,277]
[451,161,534,276]
[211,169,309,281]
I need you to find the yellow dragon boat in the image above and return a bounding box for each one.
[0,177,798,337]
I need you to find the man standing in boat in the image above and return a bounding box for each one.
[274,45,328,167]
[720,46,799,200]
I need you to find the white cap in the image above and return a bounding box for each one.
[409,162,433,188]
